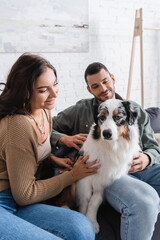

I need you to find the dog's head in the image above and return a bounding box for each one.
[92,99,138,141]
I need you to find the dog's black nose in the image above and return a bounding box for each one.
[103,129,112,139]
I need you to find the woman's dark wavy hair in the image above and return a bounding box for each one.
[0,53,57,120]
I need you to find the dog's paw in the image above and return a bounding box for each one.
[61,205,70,209]
[92,220,100,234]
[86,213,100,233]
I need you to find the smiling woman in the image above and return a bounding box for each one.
[27,67,59,143]
[30,68,59,110]
[0,53,97,240]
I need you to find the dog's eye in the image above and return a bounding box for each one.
[99,115,106,122]
[114,115,121,120]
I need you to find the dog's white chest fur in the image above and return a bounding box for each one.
[76,99,140,233]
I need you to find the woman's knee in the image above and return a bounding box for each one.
[67,211,95,240]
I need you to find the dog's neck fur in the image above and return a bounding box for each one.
[81,122,140,167]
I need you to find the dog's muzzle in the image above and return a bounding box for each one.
[102,129,112,140]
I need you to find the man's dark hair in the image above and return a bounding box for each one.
[84,62,111,84]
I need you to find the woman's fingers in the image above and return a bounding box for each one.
[77,155,100,168]
[86,159,99,167]
[70,154,101,181]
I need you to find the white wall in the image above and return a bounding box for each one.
[0,0,160,116]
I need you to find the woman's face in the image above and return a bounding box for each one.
[30,67,59,112]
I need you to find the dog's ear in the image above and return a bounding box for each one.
[93,103,99,124]
[93,103,106,124]
[122,101,138,125]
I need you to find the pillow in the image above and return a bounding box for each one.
[145,107,160,133]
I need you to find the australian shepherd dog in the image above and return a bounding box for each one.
[76,99,140,233]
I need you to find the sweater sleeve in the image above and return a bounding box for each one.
[5,115,74,206]
[6,144,74,206]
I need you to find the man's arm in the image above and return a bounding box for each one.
[51,118,87,151]
[51,98,94,150]
[138,105,160,165]
[129,101,160,172]
[51,105,78,146]
[128,152,151,173]
[57,134,88,151]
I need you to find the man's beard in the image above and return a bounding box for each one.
[95,88,115,103]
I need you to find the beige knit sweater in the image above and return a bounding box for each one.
[0,112,74,206]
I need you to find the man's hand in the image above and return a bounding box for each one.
[128,152,150,173]
[58,134,88,151]
[50,154,73,170]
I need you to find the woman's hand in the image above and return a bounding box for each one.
[50,154,73,170]
[70,155,100,181]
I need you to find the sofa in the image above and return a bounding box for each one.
[95,107,160,240]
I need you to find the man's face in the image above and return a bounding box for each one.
[86,69,115,103]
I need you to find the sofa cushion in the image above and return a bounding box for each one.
[145,107,160,133]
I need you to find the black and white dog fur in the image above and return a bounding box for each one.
[76,99,140,233]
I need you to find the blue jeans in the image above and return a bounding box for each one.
[0,189,95,240]
[105,163,160,240]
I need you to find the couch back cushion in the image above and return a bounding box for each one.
[145,107,160,133]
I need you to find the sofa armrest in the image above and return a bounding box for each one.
[154,133,160,146]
